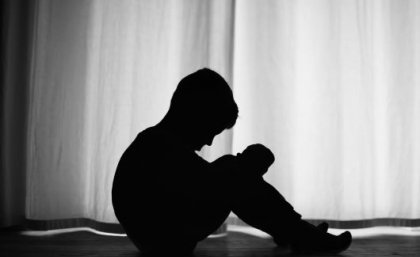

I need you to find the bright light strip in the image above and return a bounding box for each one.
[328,227,420,238]
[21,227,127,237]
[20,225,420,238]
[227,225,420,239]
[21,227,227,238]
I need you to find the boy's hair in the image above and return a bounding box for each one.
[168,68,238,129]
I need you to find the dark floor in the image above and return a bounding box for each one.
[1,230,420,257]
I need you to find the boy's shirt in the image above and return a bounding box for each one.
[112,126,211,220]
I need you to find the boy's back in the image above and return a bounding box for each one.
[112,125,213,249]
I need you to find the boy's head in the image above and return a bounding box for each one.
[167,68,238,150]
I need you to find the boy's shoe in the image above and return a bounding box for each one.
[291,230,352,254]
[273,222,329,247]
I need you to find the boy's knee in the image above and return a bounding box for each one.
[212,154,237,171]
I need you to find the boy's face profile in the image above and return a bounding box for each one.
[189,122,225,151]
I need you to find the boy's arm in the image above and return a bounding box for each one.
[207,144,275,177]
[209,154,239,175]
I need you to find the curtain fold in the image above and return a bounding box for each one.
[1,0,420,230]
[0,0,35,228]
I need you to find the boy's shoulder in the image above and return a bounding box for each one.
[131,126,181,155]
[135,126,172,146]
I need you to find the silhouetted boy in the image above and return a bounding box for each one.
[112,68,352,256]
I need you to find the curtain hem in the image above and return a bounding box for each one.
[2,217,419,234]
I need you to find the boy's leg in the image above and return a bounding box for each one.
[228,174,302,242]
[204,155,301,240]
[186,193,231,242]
[227,172,351,253]
[202,154,351,253]
[187,170,232,241]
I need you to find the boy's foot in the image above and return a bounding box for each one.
[291,230,352,254]
[273,222,329,247]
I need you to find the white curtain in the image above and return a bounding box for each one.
[11,0,420,227]
[231,0,420,223]
[26,0,235,224]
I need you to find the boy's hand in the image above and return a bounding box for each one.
[238,144,275,176]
